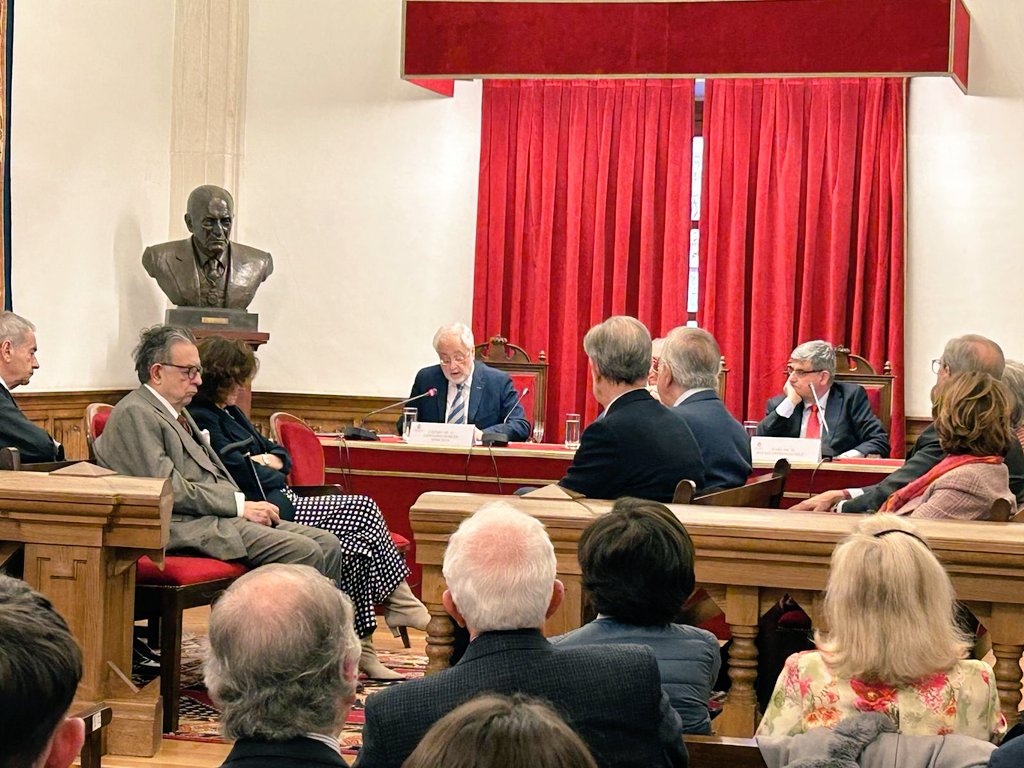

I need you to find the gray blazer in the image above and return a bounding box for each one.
[95,386,249,560]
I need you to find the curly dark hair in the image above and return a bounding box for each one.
[932,371,1012,457]
[578,497,695,626]
[196,336,258,405]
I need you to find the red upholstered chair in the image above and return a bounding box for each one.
[85,402,249,734]
[473,335,548,440]
[833,346,895,440]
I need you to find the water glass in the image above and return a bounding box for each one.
[742,420,759,437]
[532,422,545,444]
[564,413,581,449]
[401,407,418,441]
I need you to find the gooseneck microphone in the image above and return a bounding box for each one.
[481,387,529,447]
[344,388,438,441]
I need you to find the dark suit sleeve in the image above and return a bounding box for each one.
[480,371,531,441]
[756,395,797,438]
[1004,439,1024,503]
[843,427,943,513]
[0,391,59,462]
[355,696,393,768]
[842,385,890,457]
[559,420,617,498]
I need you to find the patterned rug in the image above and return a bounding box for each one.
[156,634,426,757]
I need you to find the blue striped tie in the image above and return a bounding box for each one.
[447,384,466,424]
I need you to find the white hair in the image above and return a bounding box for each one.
[433,323,475,353]
[442,502,556,632]
[0,312,35,347]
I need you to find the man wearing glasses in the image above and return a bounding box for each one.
[96,325,345,579]
[755,340,890,459]
[401,322,530,442]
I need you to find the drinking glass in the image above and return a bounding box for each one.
[742,420,759,437]
[401,407,418,441]
[564,413,581,449]
[532,422,545,444]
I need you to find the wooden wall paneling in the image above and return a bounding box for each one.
[13,389,131,460]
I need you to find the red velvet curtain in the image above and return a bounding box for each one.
[473,79,694,440]
[698,78,906,455]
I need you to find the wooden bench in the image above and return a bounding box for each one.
[685,735,767,767]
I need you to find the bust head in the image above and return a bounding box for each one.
[184,185,234,261]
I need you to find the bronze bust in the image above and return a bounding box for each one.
[143,185,273,310]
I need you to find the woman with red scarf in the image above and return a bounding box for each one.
[880,372,1016,520]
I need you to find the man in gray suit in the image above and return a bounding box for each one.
[95,325,343,576]
[142,185,272,309]
[357,502,687,768]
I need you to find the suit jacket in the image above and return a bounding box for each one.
[674,390,751,491]
[844,424,1024,513]
[402,361,530,441]
[0,385,62,462]
[220,736,347,768]
[94,386,251,560]
[559,389,706,501]
[142,238,273,309]
[357,629,687,768]
[895,462,1016,520]
[757,381,890,458]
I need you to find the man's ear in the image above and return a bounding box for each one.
[545,579,565,620]
[184,213,194,233]
[42,717,85,768]
[442,589,466,628]
[0,339,12,362]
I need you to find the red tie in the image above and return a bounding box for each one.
[806,404,821,440]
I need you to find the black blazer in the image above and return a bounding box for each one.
[357,629,687,768]
[402,361,530,441]
[0,386,62,462]
[187,395,296,519]
[674,390,751,491]
[221,736,347,767]
[559,388,706,501]
[757,381,890,457]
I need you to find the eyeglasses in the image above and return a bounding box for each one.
[931,358,946,374]
[785,366,825,377]
[160,362,203,380]
[439,353,470,367]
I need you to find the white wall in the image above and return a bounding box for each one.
[241,1,482,396]
[10,0,174,390]
[905,0,1024,415]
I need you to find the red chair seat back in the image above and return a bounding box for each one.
[277,420,327,485]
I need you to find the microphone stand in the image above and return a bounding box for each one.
[482,387,530,447]
[344,388,438,441]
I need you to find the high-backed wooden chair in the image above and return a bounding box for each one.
[717,355,729,400]
[833,346,895,436]
[693,459,790,508]
[672,479,697,504]
[85,403,249,734]
[0,446,75,472]
[990,497,1024,523]
[474,335,548,438]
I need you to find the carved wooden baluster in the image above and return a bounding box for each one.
[991,642,1024,723]
[424,608,455,675]
[717,585,761,737]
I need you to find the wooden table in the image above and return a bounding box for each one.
[409,492,1024,737]
[0,470,171,756]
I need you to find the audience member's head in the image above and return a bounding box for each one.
[648,337,665,387]
[196,336,258,407]
[204,564,361,741]
[0,311,39,390]
[657,326,721,405]
[402,693,598,768]
[578,497,695,626]
[1000,360,1024,433]
[442,502,563,636]
[931,371,1013,458]
[937,334,1005,380]
[132,325,200,411]
[0,574,84,768]
[433,322,476,386]
[816,515,969,685]
[786,340,835,404]
[583,316,651,404]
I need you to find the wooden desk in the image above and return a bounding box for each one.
[0,470,171,756]
[409,492,1024,737]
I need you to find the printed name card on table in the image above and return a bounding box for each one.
[406,422,476,448]
[751,436,822,464]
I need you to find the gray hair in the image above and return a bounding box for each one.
[204,564,361,741]
[132,325,196,384]
[583,316,652,385]
[443,502,556,633]
[661,327,721,390]
[942,334,1005,379]
[790,340,836,380]
[432,322,475,353]
[1002,360,1024,428]
[0,574,83,768]
[0,312,35,348]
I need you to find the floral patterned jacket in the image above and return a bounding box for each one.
[756,651,1006,743]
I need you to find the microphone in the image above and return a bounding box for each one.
[481,387,529,447]
[344,388,438,441]
[808,382,834,460]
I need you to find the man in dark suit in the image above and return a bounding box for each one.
[142,185,273,309]
[0,312,63,463]
[756,340,890,459]
[795,334,1024,512]
[357,502,687,768]
[658,327,751,491]
[402,322,530,441]
[206,564,359,768]
[558,316,705,501]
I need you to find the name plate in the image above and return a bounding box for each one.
[406,422,476,448]
[751,436,822,464]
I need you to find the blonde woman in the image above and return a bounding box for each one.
[757,515,1005,741]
